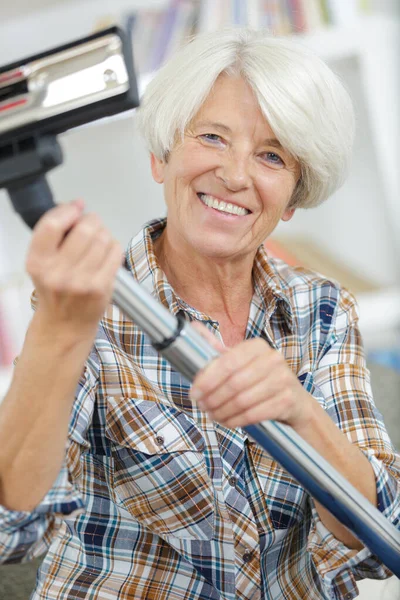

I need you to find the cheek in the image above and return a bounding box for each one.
[258,171,297,209]
[164,162,198,190]
[163,155,208,210]
[180,145,218,179]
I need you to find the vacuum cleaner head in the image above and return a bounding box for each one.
[0,25,139,146]
[0,24,139,229]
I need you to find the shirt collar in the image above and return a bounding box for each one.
[252,243,294,333]
[125,218,182,316]
[125,217,294,331]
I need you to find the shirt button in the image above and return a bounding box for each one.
[155,435,164,446]
[242,550,252,563]
[228,476,238,488]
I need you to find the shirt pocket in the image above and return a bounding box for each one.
[105,396,215,541]
[248,442,307,530]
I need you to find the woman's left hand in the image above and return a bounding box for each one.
[190,322,315,431]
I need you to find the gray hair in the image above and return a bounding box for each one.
[136,28,355,209]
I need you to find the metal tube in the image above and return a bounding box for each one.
[112,266,400,575]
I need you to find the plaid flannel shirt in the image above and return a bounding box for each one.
[1,218,399,600]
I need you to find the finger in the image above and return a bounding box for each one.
[89,240,124,297]
[197,351,271,411]
[29,201,84,258]
[223,394,288,429]
[191,338,271,401]
[208,372,284,424]
[69,228,117,282]
[57,212,104,268]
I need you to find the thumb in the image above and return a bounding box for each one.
[190,321,227,354]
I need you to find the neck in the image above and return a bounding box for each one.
[153,225,255,321]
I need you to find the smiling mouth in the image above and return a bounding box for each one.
[197,193,250,216]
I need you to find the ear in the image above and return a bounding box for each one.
[281,207,296,222]
[150,153,166,184]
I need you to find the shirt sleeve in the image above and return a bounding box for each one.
[304,286,400,599]
[0,358,98,564]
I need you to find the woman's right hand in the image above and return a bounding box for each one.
[25,199,123,344]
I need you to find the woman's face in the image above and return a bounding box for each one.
[151,74,300,262]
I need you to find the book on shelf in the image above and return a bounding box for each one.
[131,0,199,75]
[127,0,370,76]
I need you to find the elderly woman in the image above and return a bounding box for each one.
[0,28,399,600]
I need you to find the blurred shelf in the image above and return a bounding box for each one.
[290,14,396,62]
[291,23,358,60]
[358,287,400,349]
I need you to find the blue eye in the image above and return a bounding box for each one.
[200,133,223,144]
[262,152,284,166]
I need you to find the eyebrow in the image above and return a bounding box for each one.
[195,120,285,149]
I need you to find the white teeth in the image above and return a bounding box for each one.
[199,194,248,216]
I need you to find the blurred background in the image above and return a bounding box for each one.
[0,1,399,596]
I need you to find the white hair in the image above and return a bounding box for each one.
[136,28,355,209]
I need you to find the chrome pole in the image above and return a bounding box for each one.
[113,266,400,575]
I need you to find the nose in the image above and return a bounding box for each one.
[215,148,252,192]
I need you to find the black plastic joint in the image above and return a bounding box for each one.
[152,312,186,351]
